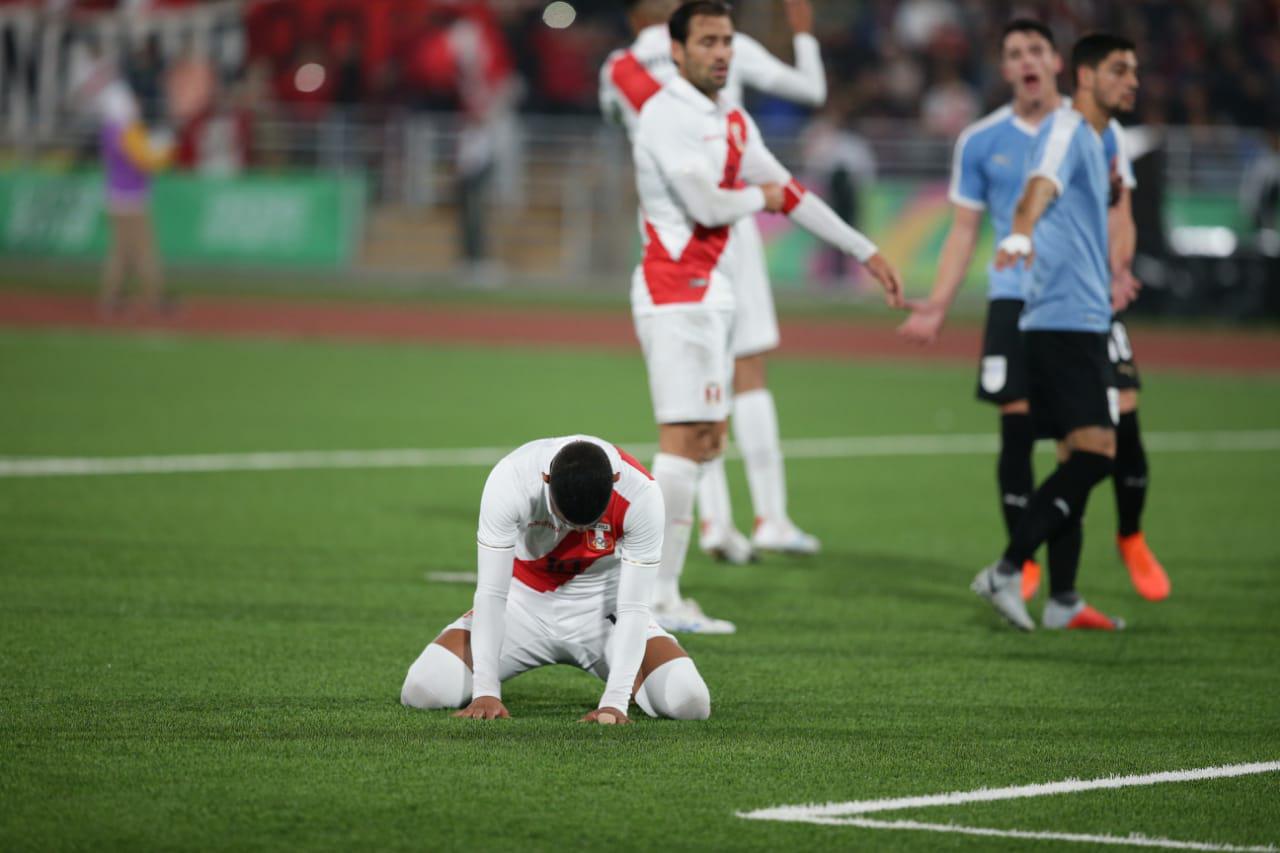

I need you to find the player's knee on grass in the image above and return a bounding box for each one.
[635,657,711,721]
[401,642,472,710]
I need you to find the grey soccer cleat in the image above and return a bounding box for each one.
[971,562,1036,631]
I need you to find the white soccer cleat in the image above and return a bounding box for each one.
[699,525,757,565]
[653,598,737,635]
[971,562,1035,631]
[751,520,821,555]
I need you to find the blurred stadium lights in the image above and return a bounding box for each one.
[1169,226,1238,258]
[542,2,576,30]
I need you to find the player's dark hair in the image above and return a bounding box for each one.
[1000,18,1054,52]
[548,441,614,527]
[669,1,732,45]
[1071,33,1135,88]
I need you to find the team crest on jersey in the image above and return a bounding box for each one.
[705,382,723,405]
[727,113,747,153]
[586,522,614,553]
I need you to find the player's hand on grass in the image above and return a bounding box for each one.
[454,696,510,720]
[897,299,946,345]
[580,707,632,725]
[783,0,813,34]
[864,254,904,309]
[994,234,1033,271]
[1111,268,1141,312]
[760,183,786,213]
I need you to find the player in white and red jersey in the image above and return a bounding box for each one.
[400,436,711,723]
[601,0,832,564]
[629,1,903,634]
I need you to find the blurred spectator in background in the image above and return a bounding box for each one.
[70,47,174,316]
[1241,127,1280,237]
[801,95,877,286]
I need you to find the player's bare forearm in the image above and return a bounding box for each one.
[1010,176,1056,238]
[1108,187,1136,275]
[995,177,1056,271]
[897,210,979,343]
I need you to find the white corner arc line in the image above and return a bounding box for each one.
[825,818,1276,852]
[737,760,1280,821]
[1,429,1278,479]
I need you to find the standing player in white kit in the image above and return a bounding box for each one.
[622,1,903,633]
[601,0,829,566]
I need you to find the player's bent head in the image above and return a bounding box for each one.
[548,441,614,528]
[668,0,732,45]
[1071,33,1137,90]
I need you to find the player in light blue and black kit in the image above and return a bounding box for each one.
[901,21,1168,612]
[970,33,1141,632]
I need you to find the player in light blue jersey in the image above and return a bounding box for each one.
[971,33,1141,632]
[901,21,1169,613]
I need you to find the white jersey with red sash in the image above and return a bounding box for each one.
[475,436,663,604]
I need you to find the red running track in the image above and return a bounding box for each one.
[1,290,1277,374]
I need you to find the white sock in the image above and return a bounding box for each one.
[734,389,787,526]
[400,642,472,709]
[635,656,711,720]
[695,453,735,541]
[652,452,700,608]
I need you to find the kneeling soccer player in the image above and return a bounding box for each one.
[400,435,711,723]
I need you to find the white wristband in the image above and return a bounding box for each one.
[998,233,1032,256]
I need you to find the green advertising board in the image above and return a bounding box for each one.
[0,170,365,268]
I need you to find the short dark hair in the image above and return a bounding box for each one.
[1071,33,1136,87]
[669,1,732,45]
[1000,18,1054,52]
[548,441,614,527]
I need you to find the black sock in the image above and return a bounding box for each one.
[1003,451,1112,566]
[1047,518,1083,598]
[998,413,1036,537]
[1114,410,1148,537]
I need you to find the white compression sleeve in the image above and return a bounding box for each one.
[599,561,657,711]
[789,191,878,262]
[470,543,514,700]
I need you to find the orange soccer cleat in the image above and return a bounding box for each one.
[1043,598,1126,631]
[1020,560,1041,601]
[1117,532,1171,601]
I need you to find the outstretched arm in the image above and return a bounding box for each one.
[898,205,983,344]
[739,116,901,305]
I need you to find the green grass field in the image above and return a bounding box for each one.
[2,327,1278,851]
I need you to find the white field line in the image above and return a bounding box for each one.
[1,429,1279,479]
[738,761,1280,852]
[738,760,1280,821]
[821,818,1277,853]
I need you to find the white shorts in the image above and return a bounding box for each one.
[729,218,781,358]
[633,307,734,424]
[440,581,674,683]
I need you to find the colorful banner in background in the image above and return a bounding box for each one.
[0,171,366,268]
[760,179,1247,292]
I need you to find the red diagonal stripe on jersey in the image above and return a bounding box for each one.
[610,52,662,111]
[641,111,750,305]
[615,445,653,480]
[514,491,632,593]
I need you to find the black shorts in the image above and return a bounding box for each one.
[1025,330,1117,440]
[1107,318,1142,391]
[975,299,1029,405]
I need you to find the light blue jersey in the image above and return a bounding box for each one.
[951,103,1135,305]
[1018,107,1116,333]
[950,105,1040,301]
